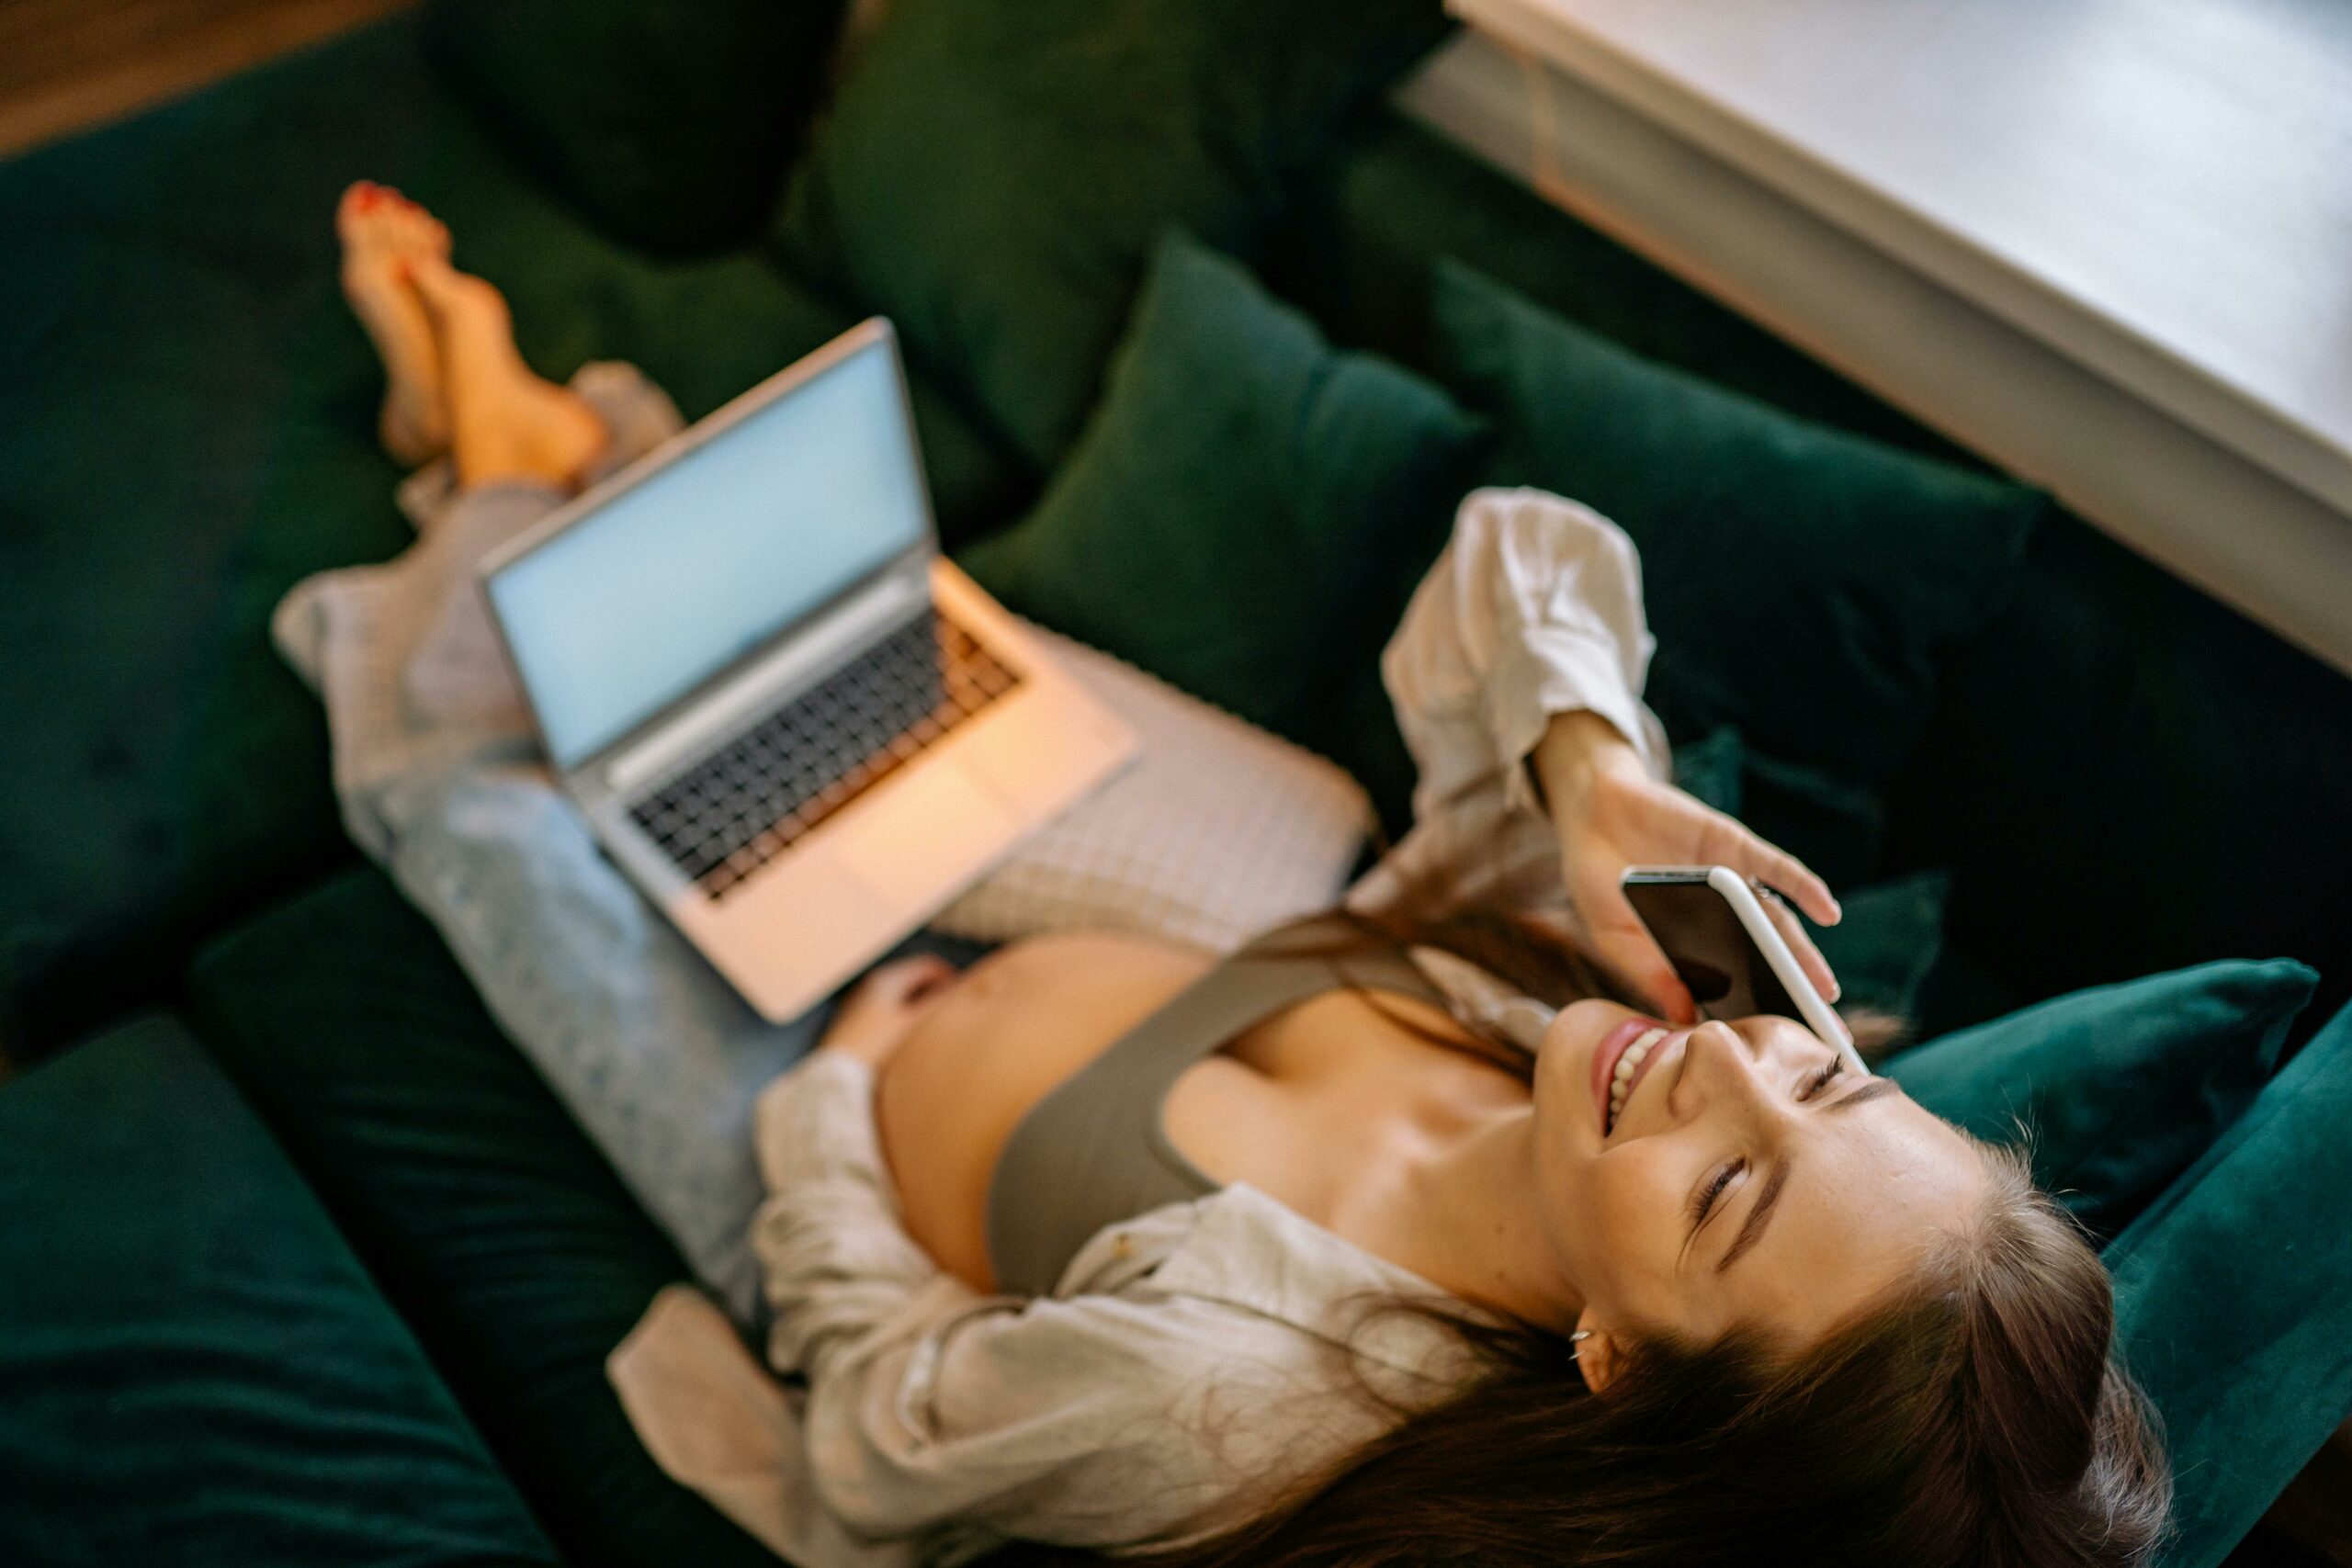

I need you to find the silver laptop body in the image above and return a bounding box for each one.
[478,320,1136,1021]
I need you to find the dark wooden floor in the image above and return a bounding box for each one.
[0,0,414,156]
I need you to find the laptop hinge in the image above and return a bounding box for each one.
[595,564,930,800]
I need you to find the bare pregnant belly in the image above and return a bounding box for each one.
[874,931,1214,1291]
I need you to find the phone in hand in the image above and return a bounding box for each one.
[1622,865,1865,1073]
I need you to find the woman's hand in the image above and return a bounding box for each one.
[1532,712,1841,1025]
[817,953,961,1071]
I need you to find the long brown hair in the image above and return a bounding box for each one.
[1168,891,2170,1566]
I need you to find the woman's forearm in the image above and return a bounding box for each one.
[1529,708,1647,827]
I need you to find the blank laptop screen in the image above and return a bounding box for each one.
[487,335,929,771]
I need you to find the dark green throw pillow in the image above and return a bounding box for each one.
[2104,998,2352,1568]
[773,0,1453,467]
[1431,261,2045,793]
[957,231,1484,733]
[429,0,851,253]
[1890,960,2316,1238]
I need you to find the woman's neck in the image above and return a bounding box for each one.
[1380,1107,1583,1331]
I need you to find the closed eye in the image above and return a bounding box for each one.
[1800,1058,1845,1101]
[1691,1159,1744,1227]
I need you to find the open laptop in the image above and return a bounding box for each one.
[478,320,1137,1021]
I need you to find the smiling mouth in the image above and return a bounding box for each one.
[1593,1017,1660,1134]
[1608,1026,1666,1134]
[1596,1022,1691,1136]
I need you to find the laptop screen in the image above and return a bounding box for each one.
[486,332,930,771]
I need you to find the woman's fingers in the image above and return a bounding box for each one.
[836,953,958,1022]
[861,953,958,1006]
[1704,813,1842,1001]
[1758,891,1841,1004]
[822,954,962,1066]
[1735,840,1839,929]
[1694,807,1840,929]
[1580,880,1700,1025]
[1668,791,1839,931]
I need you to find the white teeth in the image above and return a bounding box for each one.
[1606,1029,1669,1132]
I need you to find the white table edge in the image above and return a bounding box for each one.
[1397,28,2352,681]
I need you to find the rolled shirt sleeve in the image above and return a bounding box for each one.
[1381,487,1668,824]
[1351,488,1668,922]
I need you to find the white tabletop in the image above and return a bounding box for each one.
[1453,0,2352,515]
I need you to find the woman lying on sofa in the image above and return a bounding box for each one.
[328,183,2170,1568]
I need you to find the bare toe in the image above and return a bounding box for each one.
[379,188,451,262]
[338,181,449,468]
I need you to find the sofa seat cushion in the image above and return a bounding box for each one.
[0,1011,555,1567]
[187,870,785,1568]
[0,12,1026,1051]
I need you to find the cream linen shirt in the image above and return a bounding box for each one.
[607,488,1670,1564]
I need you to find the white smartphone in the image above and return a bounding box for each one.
[1621,865,1865,1073]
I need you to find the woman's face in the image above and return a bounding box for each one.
[1529,999,1984,1371]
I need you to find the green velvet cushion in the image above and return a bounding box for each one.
[187,872,783,1568]
[1430,261,2044,795]
[427,0,851,254]
[772,0,1452,467]
[0,1013,555,1567]
[2107,998,2352,1568]
[0,14,1029,1051]
[1890,960,2317,1239]
[959,231,1484,733]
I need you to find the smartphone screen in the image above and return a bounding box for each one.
[1622,876,1804,1024]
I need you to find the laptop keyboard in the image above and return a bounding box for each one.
[628,607,1021,900]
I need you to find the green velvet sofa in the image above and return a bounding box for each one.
[6,6,2352,1566]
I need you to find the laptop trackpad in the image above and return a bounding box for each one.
[831,762,1020,908]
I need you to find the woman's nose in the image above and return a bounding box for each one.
[1670,1018,1789,1121]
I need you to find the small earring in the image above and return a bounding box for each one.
[1570,1329,1592,1355]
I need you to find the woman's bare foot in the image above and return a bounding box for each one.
[337,181,451,466]
[407,254,609,491]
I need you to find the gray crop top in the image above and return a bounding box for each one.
[985,916,1453,1296]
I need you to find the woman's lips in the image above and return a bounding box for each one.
[1591,1016,1668,1133]
[1610,1029,1685,1137]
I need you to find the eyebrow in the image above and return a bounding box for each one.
[1824,1079,1902,1116]
[1716,1080,1902,1272]
[1717,1156,1789,1273]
